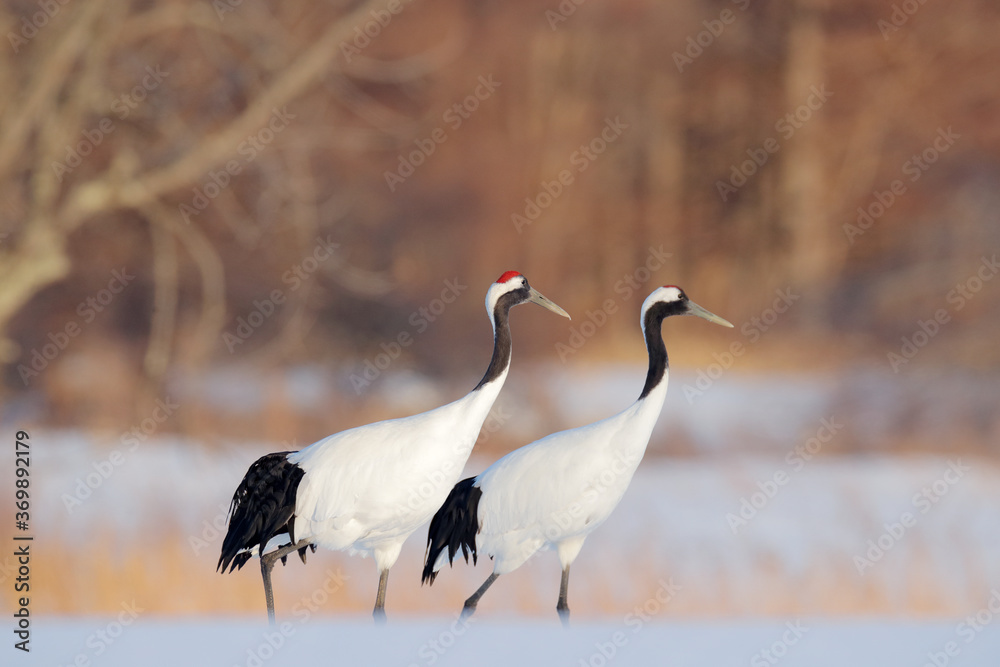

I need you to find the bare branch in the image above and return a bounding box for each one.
[0,1,107,177]
[145,218,179,381]
[58,0,387,230]
[141,202,226,366]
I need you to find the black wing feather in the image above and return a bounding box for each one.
[217,452,305,573]
[422,476,482,585]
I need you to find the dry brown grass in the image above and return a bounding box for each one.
[0,527,982,619]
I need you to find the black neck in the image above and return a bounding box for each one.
[638,301,685,399]
[473,291,519,391]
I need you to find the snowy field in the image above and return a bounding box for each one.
[21,617,1000,667]
[139,364,1000,459]
[12,429,1000,617]
[5,368,1000,664]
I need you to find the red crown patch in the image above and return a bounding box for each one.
[497,271,523,283]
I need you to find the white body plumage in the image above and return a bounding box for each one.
[290,377,505,571]
[471,375,668,574]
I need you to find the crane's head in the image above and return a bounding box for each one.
[485,271,571,329]
[641,285,733,332]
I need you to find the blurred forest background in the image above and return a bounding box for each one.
[1,0,999,620]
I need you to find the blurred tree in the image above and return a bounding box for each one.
[0,0,455,387]
[1,0,997,429]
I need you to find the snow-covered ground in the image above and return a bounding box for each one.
[22,617,1000,667]
[5,367,1000,664]
[16,430,1000,617]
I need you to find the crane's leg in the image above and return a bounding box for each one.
[261,554,277,626]
[373,568,389,624]
[260,539,313,626]
[557,565,571,627]
[461,572,500,620]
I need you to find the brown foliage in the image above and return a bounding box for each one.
[1,0,998,425]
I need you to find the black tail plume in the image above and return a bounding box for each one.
[422,477,482,585]
[217,452,305,574]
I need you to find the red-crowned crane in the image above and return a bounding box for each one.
[218,271,570,624]
[422,286,732,624]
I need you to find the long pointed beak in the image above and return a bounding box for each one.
[527,287,571,319]
[686,300,734,328]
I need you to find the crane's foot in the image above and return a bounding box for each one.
[460,571,499,621]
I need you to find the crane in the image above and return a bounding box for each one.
[422,285,732,624]
[218,271,569,624]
